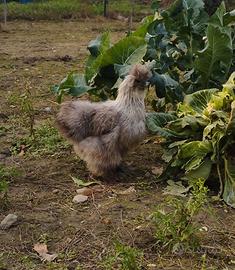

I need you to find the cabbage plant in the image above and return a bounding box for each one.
[146,72,235,207]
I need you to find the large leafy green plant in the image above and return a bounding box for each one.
[148,1,234,108]
[52,19,152,102]
[52,1,234,106]
[146,72,235,207]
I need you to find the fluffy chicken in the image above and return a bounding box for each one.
[56,64,152,176]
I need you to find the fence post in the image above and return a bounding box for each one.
[103,0,108,17]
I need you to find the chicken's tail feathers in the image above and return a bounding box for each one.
[56,101,84,143]
[129,64,152,82]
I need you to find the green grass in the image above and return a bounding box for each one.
[0,0,151,21]
[12,121,69,156]
[152,178,209,253]
[102,241,143,270]
[0,165,21,206]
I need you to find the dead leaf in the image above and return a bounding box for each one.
[163,180,191,197]
[76,187,93,196]
[113,186,136,195]
[33,243,58,262]
[73,194,88,203]
[18,145,26,157]
[151,166,163,176]
[143,138,151,144]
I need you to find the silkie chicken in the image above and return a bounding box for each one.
[56,64,152,177]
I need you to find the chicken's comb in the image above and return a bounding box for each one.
[129,64,152,82]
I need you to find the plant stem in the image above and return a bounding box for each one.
[217,163,223,197]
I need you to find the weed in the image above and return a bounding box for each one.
[152,178,208,253]
[0,165,21,206]
[12,121,69,156]
[200,254,207,270]
[38,233,51,244]
[103,241,143,270]
[20,88,35,137]
[7,88,35,137]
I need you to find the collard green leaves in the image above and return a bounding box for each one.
[147,72,235,207]
[52,1,234,105]
[147,1,233,108]
[195,3,233,88]
[52,73,93,103]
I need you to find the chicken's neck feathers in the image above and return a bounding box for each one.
[114,76,145,118]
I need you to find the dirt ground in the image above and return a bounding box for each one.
[0,19,235,270]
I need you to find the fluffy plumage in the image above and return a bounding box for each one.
[56,64,152,176]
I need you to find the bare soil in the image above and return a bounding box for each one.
[0,19,235,270]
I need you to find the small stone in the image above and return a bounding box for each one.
[72,194,88,203]
[52,189,59,194]
[0,214,18,230]
[42,107,52,113]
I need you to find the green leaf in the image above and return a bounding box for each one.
[195,4,233,87]
[146,113,182,138]
[183,158,212,182]
[184,88,219,113]
[132,15,154,38]
[223,156,235,208]
[87,32,111,57]
[150,71,184,102]
[223,10,235,26]
[223,71,235,96]
[52,73,94,103]
[71,176,99,187]
[163,180,191,197]
[85,36,147,83]
[178,140,212,159]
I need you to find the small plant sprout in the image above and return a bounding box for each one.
[103,241,144,270]
[20,82,35,137]
[152,178,208,253]
[0,165,21,206]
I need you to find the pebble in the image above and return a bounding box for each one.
[72,194,88,203]
[43,107,52,113]
[0,214,18,230]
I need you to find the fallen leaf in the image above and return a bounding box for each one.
[163,180,191,197]
[143,138,151,144]
[73,194,88,203]
[76,187,93,196]
[18,145,26,157]
[151,166,163,176]
[113,186,136,195]
[33,243,58,262]
[71,176,99,187]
